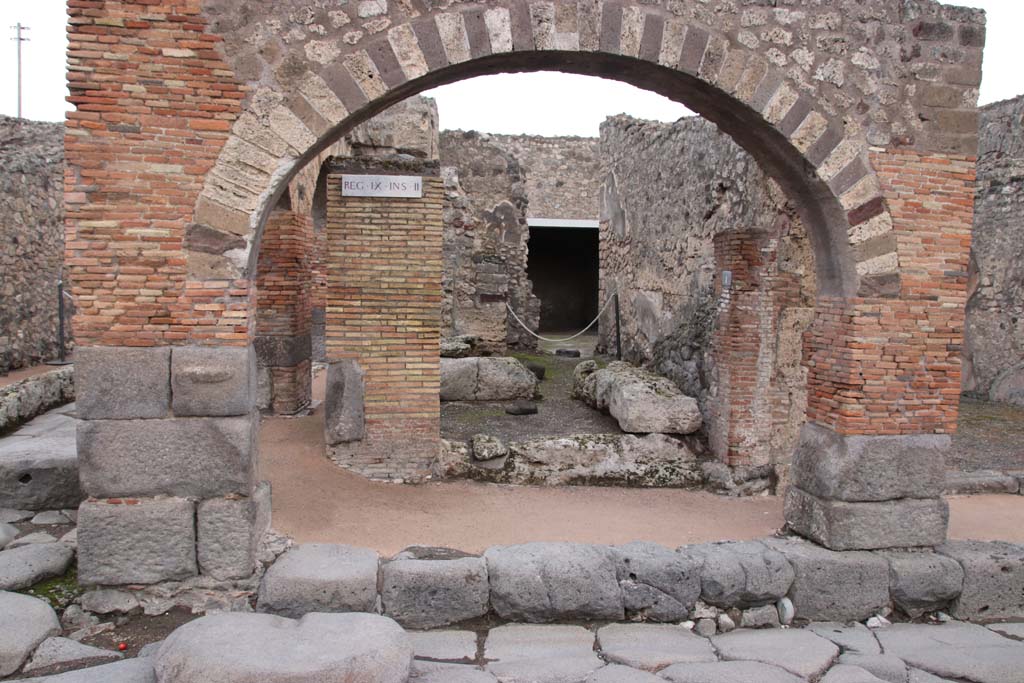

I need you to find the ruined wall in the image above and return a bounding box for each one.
[491,135,602,220]
[0,117,66,374]
[598,115,816,468]
[439,131,539,351]
[963,96,1024,407]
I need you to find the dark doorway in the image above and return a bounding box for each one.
[527,224,600,332]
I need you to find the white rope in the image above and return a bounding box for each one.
[506,290,618,343]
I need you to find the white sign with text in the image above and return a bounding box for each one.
[341,174,423,198]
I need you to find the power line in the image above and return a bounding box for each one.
[10,23,30,118]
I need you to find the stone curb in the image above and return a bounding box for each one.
[944,470,1021,495]
[251,536,1024,629]
[0,367,75,436]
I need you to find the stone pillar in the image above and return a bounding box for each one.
[323,156,443,480]
[785,150,975,550]
[74,345,269,585]
[254,208,313,414]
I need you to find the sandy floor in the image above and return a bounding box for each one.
[261,405,1024,555]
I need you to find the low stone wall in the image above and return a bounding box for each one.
[0,367,75,435]
[244,537,1023,632]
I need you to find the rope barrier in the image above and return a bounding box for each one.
[506,290,618,343]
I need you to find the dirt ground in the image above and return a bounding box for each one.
[263,386,1024,554]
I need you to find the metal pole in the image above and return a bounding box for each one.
[56,279,66,363]
[11,23,30,118]
[613,291,622,361]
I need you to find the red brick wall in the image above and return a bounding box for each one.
[65,0,249,349]
[805,151,975,436]
[324,161,443,479]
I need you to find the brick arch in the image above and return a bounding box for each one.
[192,4,896,300]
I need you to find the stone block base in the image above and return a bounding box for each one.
[785,487,948,550]
[197,481,272,580]
[78,497,197,586]
[939,540,1024,620]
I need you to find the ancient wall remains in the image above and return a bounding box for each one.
[598,115,816,470]
[491,134,602,220]
[0,117,66,374]
[439,131,539,351]
[963,95,1024,407]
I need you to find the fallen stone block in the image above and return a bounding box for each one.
[77,414,257,499]
[938,540,1024,620]
[687,540,794,608]
[762,537,889,622]
[0,591,60,677]
[171,346,255,417]
[0,543,74,590]
[441,357,537,401]
[258,544,379,617]
[879,550,963,617]
[74,346,171,420]
[612,542,701,622]
[0,434,81,511]
[197,482,271,580]
[324,360,365,445]
[77,497,196,586]
[485,542,624,622]
[153,612,411,683]
[785,487,948,550]
[381,556,488,629]
[572,361,701,434]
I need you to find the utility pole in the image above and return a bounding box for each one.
[10,23,30,118]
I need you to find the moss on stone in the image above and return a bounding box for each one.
[22,566,84,610]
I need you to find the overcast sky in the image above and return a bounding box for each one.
[1,0,1020,135]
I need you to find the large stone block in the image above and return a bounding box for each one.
[381,556,488,628]
[608,380,702,435]
[611,542,701,621]
[324,360,365,445]
[77,414,257,499]
[77,497,197,586]
[879,550,964,617]
[258,544,379,618]
[938,540,1024,620]
[0,435,81,510]
[762,537,890,622]
[0,591,60,677]
[484,542,624,622]
[791,424,947,502]
[75,346,171,420]
[197,482,271,580]
[687,540,795,608]
[440,358,537,401]
[785,487,949,550]
[171,346,255,417]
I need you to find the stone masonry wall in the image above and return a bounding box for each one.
[439,131,539,352]
[0,117,67,374]
[491,134,602,220]
[963,95,1024,406]
[598,115,816,469]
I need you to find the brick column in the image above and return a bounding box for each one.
[323,156,443,480]
[254,208,313,414]
[785,150,976,550]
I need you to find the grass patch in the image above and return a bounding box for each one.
[23,566,84,610]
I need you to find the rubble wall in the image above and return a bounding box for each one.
[963,95,1024,407]
[490,134,602,220]
[0,117,67,374]
[598,115,816,468]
